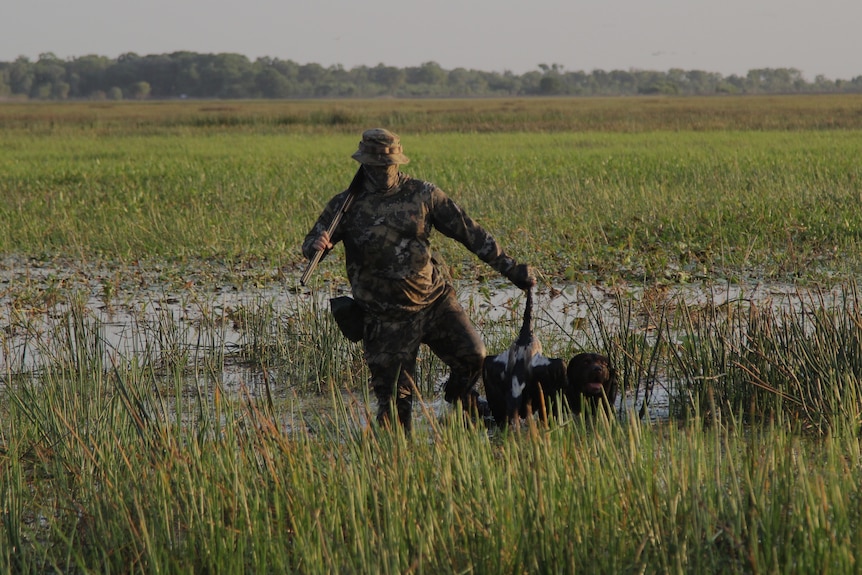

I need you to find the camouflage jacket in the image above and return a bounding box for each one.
[302,173,517,318]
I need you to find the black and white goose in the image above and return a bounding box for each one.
[482,288,568,426]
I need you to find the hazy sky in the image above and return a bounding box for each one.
[4,0,860,80]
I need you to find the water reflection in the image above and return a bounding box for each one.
[1,261,848,424]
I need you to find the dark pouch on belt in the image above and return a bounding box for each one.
[329,296,365,342]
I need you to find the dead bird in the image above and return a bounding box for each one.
[482,288,567,426]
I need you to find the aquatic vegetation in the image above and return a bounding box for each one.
[3,96,862,572]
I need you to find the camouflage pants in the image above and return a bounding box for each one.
[363,284,486,430]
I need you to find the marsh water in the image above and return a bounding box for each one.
[1,257,846,426]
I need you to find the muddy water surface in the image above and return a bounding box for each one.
[1,257,847,424]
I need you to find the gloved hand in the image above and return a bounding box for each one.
[506,263,536,291]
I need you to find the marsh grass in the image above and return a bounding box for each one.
[2,97,861,283]
[669,282,862,433]
[3,95,862,133]
[4,355,862,573]
[4,96,862,572]
[4,280,862,571]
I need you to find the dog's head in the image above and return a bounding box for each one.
[566,352,617,414]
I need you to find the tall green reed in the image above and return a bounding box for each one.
[10,384,862,573]
[669,282,862,433]
[6,279,862,572]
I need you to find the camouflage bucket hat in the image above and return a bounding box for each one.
[351,128,410,166]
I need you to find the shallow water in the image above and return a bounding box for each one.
[1,257,848,423]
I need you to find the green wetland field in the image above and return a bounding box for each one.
[2,95,862,573]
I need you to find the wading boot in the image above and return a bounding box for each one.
[396,395,413,436]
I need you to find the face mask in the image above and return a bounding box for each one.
[364,164,400,190]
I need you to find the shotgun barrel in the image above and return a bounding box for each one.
[300,168,364,286]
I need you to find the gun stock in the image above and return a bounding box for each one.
[300,168,364,286]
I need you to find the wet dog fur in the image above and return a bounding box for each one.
[565,352,618,417]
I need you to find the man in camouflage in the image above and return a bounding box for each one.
[302,128,535,432]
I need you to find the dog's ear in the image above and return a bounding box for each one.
[566,353,591,376]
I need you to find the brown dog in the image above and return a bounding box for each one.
[565,352,618,417]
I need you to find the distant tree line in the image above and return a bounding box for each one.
[1,52,861,101]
